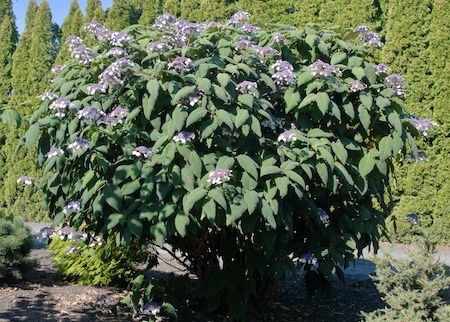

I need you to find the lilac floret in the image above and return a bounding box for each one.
[236,81,257,94]
[168,56,194,72]
[235,38,253,51]
[272,33,285,44]
[300,253,317,265]
[132,146,156,158]
[17,175,32,185]
[147,41,173,53]
[87,84,106,95]
[240,24,260,34]
[141,302,161,315]
[277,130,297,143]
[271,60,294,72]
[350,80,367,92]
[173,131,196,143]
[106,47,127,57]
[63,200,81,215]
[227,11,251,26]
[411,117,438,136]
[272,70,296,88]
[78,107,105,123]
[109,31,133,47]
[46,148,64,158]
[68,138,90,152]
[38,227,55,241]
[318,208,329,223]
[373,63,388,75]
[353,25,369,33]
[309,60,340,78]
[38,91,58,101]
[207,169,233,185]
[385,74,406,97]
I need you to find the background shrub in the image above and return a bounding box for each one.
[0,213,36,280]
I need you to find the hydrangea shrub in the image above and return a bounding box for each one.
[20,13,419,317]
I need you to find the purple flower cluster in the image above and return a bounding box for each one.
[277,130,297,143]
[272,33,286,44]
[207,169,233,185]
[63,200,81,215]
[132,146,155,158]
[106,47,127,58]
[152,15,209,47]
[411,117,438,136]
[227,11,251,26]
[385,73,406,97]
[17,175,32,185]
[46,147,64,158]
[350,80,367,92]
[38,227,56,241]
[97,106,129,126]
[87,84,106,95]
[318,208,329,223]
[240,24,260,34]
[84,21,133,47]
[77,106,105,124]
[309,60,340,78]
[271,60,296,88]
[300,253,317,265]
[167,56,194,72]
[236,81,257,94]
[38,91,58,101]
[354,25,383,47]
[373,63,388,75]
[68,138,90,152]
[173,131,196,144]
[98,58,134,89]
[235,38,253,51]
[51,64,66,73]
[251,45,279,58]
[153,13,177,30]
[147,41,173,54]
[66,35,94,65]
[49,97,73,118]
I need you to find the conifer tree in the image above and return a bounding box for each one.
[162,0,181,17]
[28,0,56,96]
[139,0,161,25]
[85,0,105,23]
[238,0,295,26]
[319,0,381,30]
[105,0,142,30]
[11,0,38,104]
[0,0,18,104]
[54,0,84,65]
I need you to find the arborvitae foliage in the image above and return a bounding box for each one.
[180,0,234,22]
[362,239,450,321]
[139,0,161,25]
[162,0,181,17]
[54,0,84,65]
[0,0,18,104]
[238,0,296,26]
[28,0,56,96]
[85,0,105,23]
[319,0,381,31]
[11,0,38,104]
[105,0,142,30]
[291,0,326,27]
[0,213,36,280]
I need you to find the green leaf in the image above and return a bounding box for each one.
[386,107,403,133]
[162,302,178,319]
[241,172,258,190]
[358,154,375,176]
[235,109,249,128]
[299,93,317,109]
[378,136,393,162]
[307,128,334,138]
[172,106,188,131]
[106,213,125,230]
[186,108,208,127]
[330,52,347,65]
[260,165,280,177]
[181,166,195,191]
[121,180,141,195]
[150,222,167,247]
[261,199,276,228]
[208,188,227,210]
[359,92,373,109]
[104,184,123,211]
[183,187,207,214]
[217,73,231,88]
[243,190,258,215]
[175,213,190,237]
[197,78,212,94]
[334,162,354,186]
[363,65,377,84]
[297,71,314,86]
[316,163,328,185]
[216,109,234,129]
[284,87,301,112]
[237,155,258,180]
[358,105,371,133]
[202,198,216,223]
[189,150,203,178]
[331,141,348,164]
[318,147,335,168]
[128,213,143,238]
[238,94,254,108]
[144,79,159,120]
[316,92,330,115]
[0,107,21,127]
[60,81,74,96]
[25,123,40,148]
[200,119,219,139]
[285,170,306,189]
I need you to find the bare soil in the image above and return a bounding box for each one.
[1,224,449,322]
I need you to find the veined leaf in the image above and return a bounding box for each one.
[186,108,208,127]
[208,188,227,210]
[331,141,348,164]
[104,183,123,211]
[378,136,393,162]
[284,87,301,112]
[235,109,249,128]
[175,213,190,237]
[237,154,259,180]
[243,190,259,215]
[183,187,207,214]
[316,92,330,115]
[358,154,375,177]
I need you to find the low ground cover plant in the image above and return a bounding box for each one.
[0,213,35,280]
[19,11,427,319]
